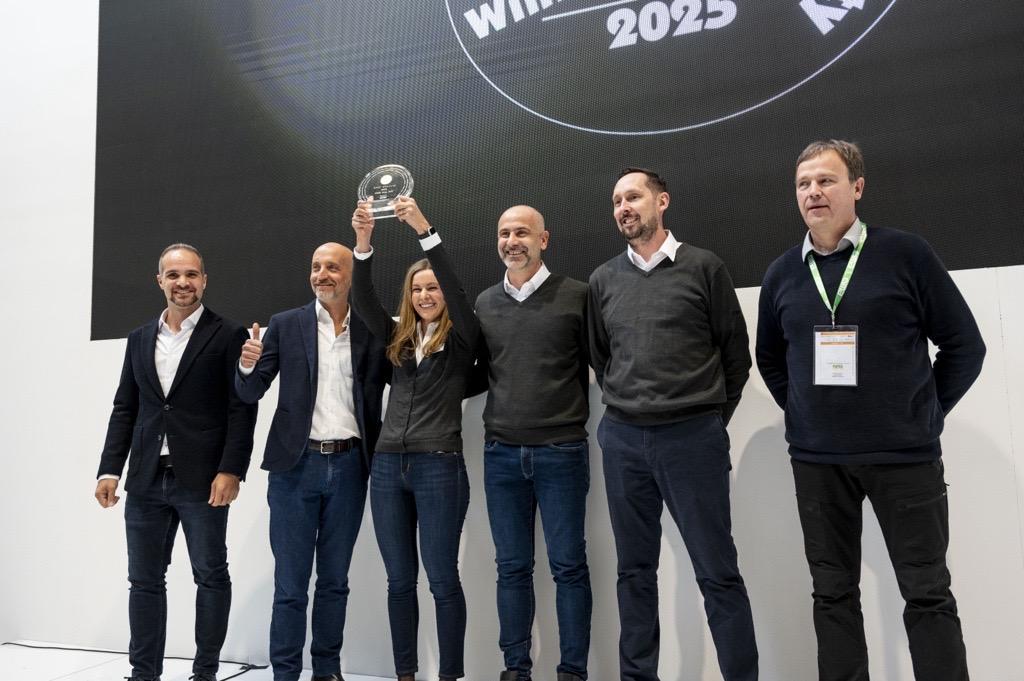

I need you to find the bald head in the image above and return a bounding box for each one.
[498,205,549,284]
[310,242,353,308]
[499,205,545,233]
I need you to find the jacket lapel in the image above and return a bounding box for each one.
[141,317,164,398]
[300,302,319,405]
[167,308,220,398]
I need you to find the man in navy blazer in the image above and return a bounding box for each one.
[235,241,388,681]
[95,243,257,681]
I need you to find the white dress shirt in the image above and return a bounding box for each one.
[627,230,682,272]
[415,320,443,365]
[309,301,360,441]
[156,305,205,457]
[503,262,551,302]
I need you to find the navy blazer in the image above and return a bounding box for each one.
[235,301,389,473]
[97,307,258,493]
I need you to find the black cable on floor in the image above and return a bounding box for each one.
[1,641,269,677]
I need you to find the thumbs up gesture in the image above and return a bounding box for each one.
[240,322,263,369]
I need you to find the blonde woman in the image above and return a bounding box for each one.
[350,196,479,681]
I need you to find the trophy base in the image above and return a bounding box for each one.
[370,205,397,220]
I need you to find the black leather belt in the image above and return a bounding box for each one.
[308,438,359,454]
[157,456,173,469]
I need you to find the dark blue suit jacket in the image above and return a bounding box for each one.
[98,307,258,493]
[235,301,389,473]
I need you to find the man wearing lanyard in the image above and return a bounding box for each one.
[235,242,389,681]
[474,205,591,681]
[756,140,986,681]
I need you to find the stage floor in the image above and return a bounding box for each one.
[0,641,390,681]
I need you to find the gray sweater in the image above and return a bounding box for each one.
[588,244,750,425]
[352,243,480,453]
[475,274,589,444]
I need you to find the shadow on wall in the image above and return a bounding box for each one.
[732,420,817,680]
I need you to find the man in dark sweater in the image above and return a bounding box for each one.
[475,205,591,681]
[756,140,985,681]
[589,169,757,681]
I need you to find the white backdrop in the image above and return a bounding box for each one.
[1,3,1023,679]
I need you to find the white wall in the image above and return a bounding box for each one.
[1,3,1022,679]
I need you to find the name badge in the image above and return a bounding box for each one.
[813,325,858,387]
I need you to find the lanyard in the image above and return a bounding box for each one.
[807,225,866,328]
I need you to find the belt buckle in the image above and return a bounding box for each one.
[319,440,333,454]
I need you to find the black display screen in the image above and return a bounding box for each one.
[92,0,1024,339]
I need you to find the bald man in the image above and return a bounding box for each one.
[474,206,592,681]
[235,243,389,681]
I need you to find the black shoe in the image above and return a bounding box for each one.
[124,677,161,681]
[556,674,584,681]
[312,675,344,681]
[499,672,522,681]
[188,674,216,681]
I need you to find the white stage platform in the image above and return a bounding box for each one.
[0,641,389,681]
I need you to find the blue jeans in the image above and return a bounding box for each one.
[371,451,470,680]
[484,440,592,679]
[268,447,368,681]
[598,413,758,681]
[124,467,230,680]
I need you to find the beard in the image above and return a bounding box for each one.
[620,214,659,244]
[170,289,200,307]
[502,250,533,271]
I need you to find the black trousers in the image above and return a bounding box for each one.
[791,459,968,681]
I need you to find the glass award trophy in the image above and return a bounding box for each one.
[357,164,414,219]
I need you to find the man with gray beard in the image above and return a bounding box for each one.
[474,205,592,681]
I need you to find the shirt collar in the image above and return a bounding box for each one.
[802,219,864,261]
[503,262,551,298]
[158,304,204,333]
[315,300,350,328]
[626,230,681,269]
[417,320,440,343]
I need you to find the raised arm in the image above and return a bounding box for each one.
[235,320,280,404]
[351,200,399,341]
[421,241,479,348]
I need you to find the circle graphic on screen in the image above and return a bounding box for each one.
[445,0,898,135]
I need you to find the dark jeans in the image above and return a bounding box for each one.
[371,451,470,680]
[124,467,230,679]
[484,440,593,679]
[791,458,969,681]
[268,446,368,681]
[598,413,758,681]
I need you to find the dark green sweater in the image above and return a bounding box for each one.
[588,244,751,425]
[475,274,589,444]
